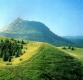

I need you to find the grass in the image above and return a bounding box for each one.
[12,42,43,65]
[58,47,83,62]
[19,43,83,80]
[0,41,43,66]
[0,41,83,80]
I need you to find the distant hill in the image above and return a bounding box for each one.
[64,36,83,47]
[0,42,83,80]
[0,18,74,46]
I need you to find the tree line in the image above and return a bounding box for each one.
[0,39,25,62]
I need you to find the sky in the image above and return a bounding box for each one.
[0,0,83,36]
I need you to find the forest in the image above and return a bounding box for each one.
[0,39,25,62]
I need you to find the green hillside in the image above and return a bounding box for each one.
[0,41,83,80]
[58,47,83,63]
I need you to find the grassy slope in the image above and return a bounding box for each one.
[0,41,43,66]
[12,42,43,65]
[58,47,83,63]
[0,42,82,80]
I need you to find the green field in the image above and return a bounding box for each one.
[58,47,83,62]
[0,40,83,80]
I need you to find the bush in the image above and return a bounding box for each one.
[6,62,12,65]
[19,58,23,61]
[71,47,75,50]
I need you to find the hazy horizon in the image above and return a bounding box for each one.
[0,0,83,36]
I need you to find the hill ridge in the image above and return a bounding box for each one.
[0,18,75,47]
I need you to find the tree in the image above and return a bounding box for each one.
[71,47,75,50]
[8,56,12,62]
[68,46,71,49]
[21,40,25,44]
[62,47,66,49]
[3,53,8,61]
[0,38,25,62]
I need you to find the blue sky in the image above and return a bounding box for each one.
[0,0,83,36]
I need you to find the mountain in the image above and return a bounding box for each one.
[64,36,83,47]
[0,41,83,80]
[0,18,74,46]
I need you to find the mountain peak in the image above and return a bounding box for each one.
[0,18,75,47]
[15,17,23,22]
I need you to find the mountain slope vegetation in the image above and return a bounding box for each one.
[0,41,83,80]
